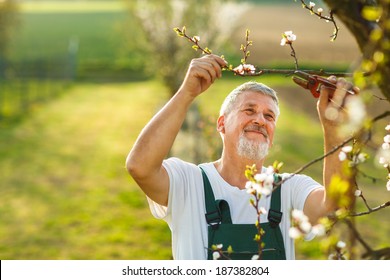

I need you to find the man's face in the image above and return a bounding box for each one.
[218,91,277,160]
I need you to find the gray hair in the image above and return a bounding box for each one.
[219,81,280,118]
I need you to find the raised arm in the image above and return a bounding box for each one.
[126,55,227,206]
[304,76,359,224]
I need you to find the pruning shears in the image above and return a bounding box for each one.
[292,70,356,98]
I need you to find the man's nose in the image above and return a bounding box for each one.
[253,112,266,125]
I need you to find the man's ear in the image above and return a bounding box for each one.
[217,115,225,133]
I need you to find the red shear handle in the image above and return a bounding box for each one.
[313,75,357,98]
[293,73,357,99]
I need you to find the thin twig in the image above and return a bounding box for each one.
[173,26,358,77]
[299,0,339,41]
[286,136,354,180]
[350,200,390,217]
[354,183,372,211]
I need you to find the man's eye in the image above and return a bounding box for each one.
[245,108,255,113]
[265,114,275,120]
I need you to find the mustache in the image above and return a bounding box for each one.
[243,125,268,139]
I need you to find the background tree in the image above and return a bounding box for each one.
[323,0,390,101]
[0,0,19,77]
[123,0,249,96]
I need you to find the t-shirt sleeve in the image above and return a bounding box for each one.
[147,157,198,225]
[283,173,323,211]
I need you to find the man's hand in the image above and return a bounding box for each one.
[317,76,360,139]
[178,54,227,98]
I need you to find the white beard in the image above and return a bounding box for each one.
[237,133,269,161]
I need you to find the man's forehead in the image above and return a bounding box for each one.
[237,91,276,107]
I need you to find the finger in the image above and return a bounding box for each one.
[332,79,350,107]
[196,59,220,82]
[209,59,223,78]
[204,54,228,67]
[318,76,336,109]
[199,56,225,78]
[327,75,337,84]
[194,66,213,85]
[352,85,360,95]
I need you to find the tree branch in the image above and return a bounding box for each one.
[350,200,390,217]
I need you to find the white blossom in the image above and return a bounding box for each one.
[317,8,323,13]
[379,156,389,168]
[336,241,346,249]
[291,209,308,221]
[340,96,366,136]
[233,64,256,75]
[251,254,259,260]
[384,134,390,143]
[280,31,297,46]
[249,168,276,196]
[357,153,367,164]
[309,2,316,8]
[259,207,267,215]
[300,221,312,233]
[290,209,327,238]
[338,151,347,161]
[254,173,267,182]
[311,224,326,236]
[264,175,274,185]
[387,180,390,191]
[385,124,390,131]
[342,146,353,153]
[289,227,302,239]
[245,181,253,189]
[378,147,390,168]
[265,166,274,175]
[382,142,390,150]
[252,183,262,194]
[192,36,200,42]
[354,189,362,197]
[260,183,272,196]
[212,251,221,260]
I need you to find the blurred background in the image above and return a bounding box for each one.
[0,0,388,260]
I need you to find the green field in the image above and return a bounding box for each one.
[8,1,143,80]
[1,0,389,260]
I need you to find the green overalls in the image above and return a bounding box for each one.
[200,168,286,260]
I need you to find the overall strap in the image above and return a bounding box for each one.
[200,167,221,225]
[268,175,283,228]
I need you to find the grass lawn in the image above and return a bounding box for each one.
[0,81,172,259]
[0,78,389,260]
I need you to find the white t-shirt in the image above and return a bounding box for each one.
[147,157,323,260]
